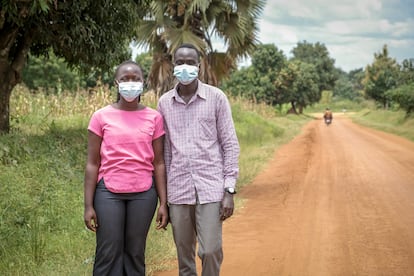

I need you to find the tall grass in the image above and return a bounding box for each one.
[1,85,311,275]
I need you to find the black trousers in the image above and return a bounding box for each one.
[93,179,157,276]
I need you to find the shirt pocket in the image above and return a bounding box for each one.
[198,117,217,140]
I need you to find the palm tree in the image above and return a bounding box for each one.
[134,0,265,96]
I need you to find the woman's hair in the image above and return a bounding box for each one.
[115,60,142,78]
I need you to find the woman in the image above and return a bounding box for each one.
[84,60,168,275]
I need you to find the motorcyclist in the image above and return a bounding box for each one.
[323,108,333,125]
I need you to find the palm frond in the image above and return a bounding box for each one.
[137,0,265,94]
[148,52,175,97]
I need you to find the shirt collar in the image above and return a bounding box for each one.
[171,80,206,102]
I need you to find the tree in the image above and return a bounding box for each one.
[348,68,365,92]
[22,51,85,93]
[333,76,355,100]
[0,0,150,134]
[221,67,256,99]
[221,66,277,105]
[251,43,286,76]
[385,83,414,115]
[135,52,153,81]
[134,0,265,96]
[221,44,286,105]
[363,45,400,108]
[333,68,363,101]
[400,58,414,85]
[274,60,320,114]
[291,40,337,92]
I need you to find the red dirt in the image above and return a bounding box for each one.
[155,114,414,276]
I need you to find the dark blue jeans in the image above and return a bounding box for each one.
[93,179,157,276]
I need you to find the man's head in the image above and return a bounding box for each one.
[173,43,200,85]
[173,43,200,65]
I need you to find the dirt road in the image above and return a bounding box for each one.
[156,114,414,276]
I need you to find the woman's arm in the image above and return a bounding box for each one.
[152,135,169,230]
[84,131,102,232]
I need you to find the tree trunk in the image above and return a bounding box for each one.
[287,101,298,114]
[0,25,33,134]
[0,80,12,134]
[0,58,16,134]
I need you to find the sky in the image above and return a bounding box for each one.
[254,0,414,72]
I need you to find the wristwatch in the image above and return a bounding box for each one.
[225,187,237,195]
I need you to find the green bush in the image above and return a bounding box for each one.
[386,83,414,115]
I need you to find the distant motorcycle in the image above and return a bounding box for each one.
[323,108,333,126]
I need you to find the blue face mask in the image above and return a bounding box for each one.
[118,81,144,102]
[173,64,199,85]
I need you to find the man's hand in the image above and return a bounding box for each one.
[156,204,169,230]
[220,193,234,221]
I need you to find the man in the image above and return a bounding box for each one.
[324,107,333,125]
[157,43,240,276]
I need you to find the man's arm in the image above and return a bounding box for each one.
[216,93,240,189]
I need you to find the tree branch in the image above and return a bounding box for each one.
[0,24,19,60]
[11,28,35,83]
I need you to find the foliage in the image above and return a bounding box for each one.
[22,51,121,92]
[348,67,365,93]
[291,40,338,92]
[333,76,355,100]
[135,52,153,83]
[221,67,252,98]
[385,82,414,115]
[221,44,286,105]
[251,43,286,75]
[274,60,320,113]
[333,70,364,101]
[400,58,414,85]
[134,0,265,96]
[362,45,400,108]
[22,51,85,93]
[0,0,151,133]
[307,97,376,115]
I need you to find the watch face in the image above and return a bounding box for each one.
[226,187,236,194]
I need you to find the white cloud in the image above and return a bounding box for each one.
[256,0,414,71]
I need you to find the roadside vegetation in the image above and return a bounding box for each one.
[350,109,414,142]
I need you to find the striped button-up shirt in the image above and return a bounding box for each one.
[157,81,240,204]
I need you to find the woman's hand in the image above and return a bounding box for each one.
[84,206,98,232]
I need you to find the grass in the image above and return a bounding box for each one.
[0,85,311,275]
[349,109,414,142]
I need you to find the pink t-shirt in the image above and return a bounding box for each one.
[88,105,165,193]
